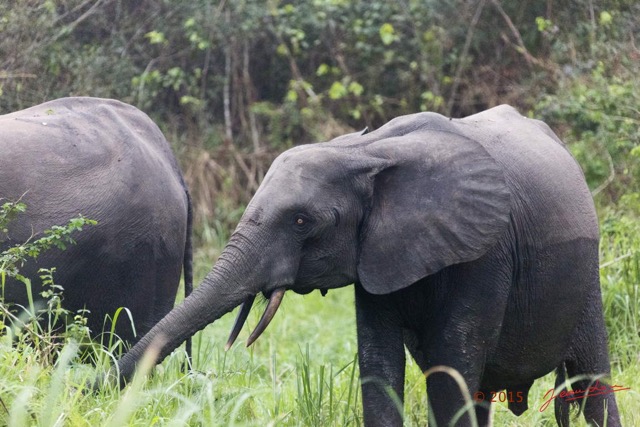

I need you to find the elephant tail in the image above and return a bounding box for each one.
[183,190,194,363]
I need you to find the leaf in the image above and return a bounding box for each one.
[328,81,347,100]
[286,89,298,102]
[379,23,395,46]
[347,81,364,96]
[535,17,553,32]
[276,44,289,56]
[316,64,329,77]
[145,31,166,45]
[599,11,612,26]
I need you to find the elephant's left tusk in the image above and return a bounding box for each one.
[246,287,285,347]
[225,295,256,351]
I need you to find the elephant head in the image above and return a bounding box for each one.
[114,113,510,382]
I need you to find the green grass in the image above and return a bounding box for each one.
[1,212,638,426]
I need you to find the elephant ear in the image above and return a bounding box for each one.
[357,130,511,295]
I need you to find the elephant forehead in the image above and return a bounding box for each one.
[250,156,349,217]
[253,170,327,206]
[263,148,344,188]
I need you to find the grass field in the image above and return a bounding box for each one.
[1,211,639,426]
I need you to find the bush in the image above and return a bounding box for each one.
[533,3,640,208]
[1,0,638,228]
[0,200,96,363]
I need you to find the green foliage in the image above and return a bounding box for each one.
[2,0,637,230]
[295,346,360,425]
[532,3,640,207]
[537,62,639,199]
[0,200,26,235]
[1,0,605,151]
[0,200,96,364]
[1,207,97,280]
[600,211,640,349]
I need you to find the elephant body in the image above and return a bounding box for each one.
[353,107,610,426]
[0,97,192,344]
[114,105,618,426]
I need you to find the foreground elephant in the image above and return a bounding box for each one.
[114,105,619,426]
[0,97,192,345]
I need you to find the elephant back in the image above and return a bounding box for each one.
[0,97,187,240]
[453,105,598,244]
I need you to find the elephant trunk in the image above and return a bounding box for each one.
[114,238,259,385]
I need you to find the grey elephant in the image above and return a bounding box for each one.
[114,105,620,426]
[0,97,192,346]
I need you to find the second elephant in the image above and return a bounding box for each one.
[0,97,192,345]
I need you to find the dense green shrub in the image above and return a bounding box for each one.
[3,1,626,146]
[532,2,640,207]
[1,0,638,221]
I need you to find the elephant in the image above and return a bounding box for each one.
[0,97,192,347]
[113,105,620,426]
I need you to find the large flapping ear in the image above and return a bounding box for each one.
[357,130,511,295]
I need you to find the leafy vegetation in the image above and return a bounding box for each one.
[1,200,97,363]
[2,1,637,227]
[532,3,640,206]
[1,0,639,425]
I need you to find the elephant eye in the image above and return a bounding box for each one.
[293,213,311,228]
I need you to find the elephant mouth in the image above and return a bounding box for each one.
[224,287,286,351]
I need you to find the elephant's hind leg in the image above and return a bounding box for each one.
[554,363,571,427]
[474,389,492,427]
[564,293,621,426]
[562,361,621,427]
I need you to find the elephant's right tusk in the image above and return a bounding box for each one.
[246,287,285,347]
[225,295,256,351]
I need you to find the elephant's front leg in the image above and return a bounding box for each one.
[355,284,406,427]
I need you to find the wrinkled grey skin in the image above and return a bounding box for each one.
[115,105,619,426]
[0,97,192,344]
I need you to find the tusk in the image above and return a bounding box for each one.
[225,295,256,351]
[246,287,285,347]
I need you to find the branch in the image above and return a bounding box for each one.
[223,9,233,142]
[267,15,318,102]
[491,0,558,74]
[446,0,486,116]
[52,0,106,43]
[52,0,99,25]
[591,147,616,197]
[243,41,261,153]
[0,72,37,79]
